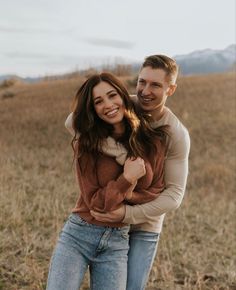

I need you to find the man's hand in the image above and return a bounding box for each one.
[90,205,126,223]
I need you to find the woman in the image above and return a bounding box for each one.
[46,72,167,290]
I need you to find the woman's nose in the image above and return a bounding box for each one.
[103,98,113,108]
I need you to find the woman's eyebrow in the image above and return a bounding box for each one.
[93,90,116,101]
[106,89,116,95]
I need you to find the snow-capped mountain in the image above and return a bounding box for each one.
[174,44,236,75]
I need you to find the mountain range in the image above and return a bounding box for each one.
[174,44,235,75]
[0,44,235,83]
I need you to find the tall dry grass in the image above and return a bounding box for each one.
[0,72,235,290]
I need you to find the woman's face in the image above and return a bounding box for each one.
[92,81,125,131]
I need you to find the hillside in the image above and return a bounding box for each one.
[0,72,235,290]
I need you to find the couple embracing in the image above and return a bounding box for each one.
[46,54,190,290]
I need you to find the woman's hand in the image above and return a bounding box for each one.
[123,157,146,184]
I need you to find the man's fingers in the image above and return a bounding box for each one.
[90,210,110,221]
[90,210,107,217]
[90,206,125,223]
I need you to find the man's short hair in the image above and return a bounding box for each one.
[141,55,179,84]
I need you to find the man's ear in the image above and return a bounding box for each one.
[167,84,177,96]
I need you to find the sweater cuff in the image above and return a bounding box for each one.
[123,204,133,224]
[116,174,133,194]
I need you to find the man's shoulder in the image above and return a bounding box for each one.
[162,108,190,153]
[162,108,188,135]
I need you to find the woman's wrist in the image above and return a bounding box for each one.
[125,191,133,201]
[123,173,136,184]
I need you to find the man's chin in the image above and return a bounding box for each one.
[139,103,153,112]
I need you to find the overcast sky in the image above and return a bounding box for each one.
[0,0,235,77]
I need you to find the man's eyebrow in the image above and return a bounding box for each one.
[139,78,162,86]
[152,81,162,86]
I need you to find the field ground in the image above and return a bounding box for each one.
[0,72,236,289]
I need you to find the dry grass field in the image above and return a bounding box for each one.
[0,71,235,290]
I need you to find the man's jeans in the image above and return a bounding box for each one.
[46,213,130,290]
[127,230,160,290]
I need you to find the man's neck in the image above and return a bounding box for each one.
[149,106,167,122]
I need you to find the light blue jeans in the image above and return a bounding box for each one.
[126,230,160,290]
[46,213,130,290]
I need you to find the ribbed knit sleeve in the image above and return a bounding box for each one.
[126,146,165,205]
[76,154,133,212]
[123,127,190,224]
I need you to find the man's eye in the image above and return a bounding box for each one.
[138,80,145,84]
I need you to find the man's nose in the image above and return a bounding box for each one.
[142,85,151,95]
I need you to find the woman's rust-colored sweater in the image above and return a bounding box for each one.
[72,140,165,227]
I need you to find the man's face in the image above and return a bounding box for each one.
[136,66,175,113]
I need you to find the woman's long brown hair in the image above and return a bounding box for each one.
[71,72,168,163]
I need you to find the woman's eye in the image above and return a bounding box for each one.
[94,100,102,105]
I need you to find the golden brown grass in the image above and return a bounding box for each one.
[0,72,235,290]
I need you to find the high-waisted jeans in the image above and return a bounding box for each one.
[46,213,130,290]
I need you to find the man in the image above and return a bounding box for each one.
[65,55,190,290]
